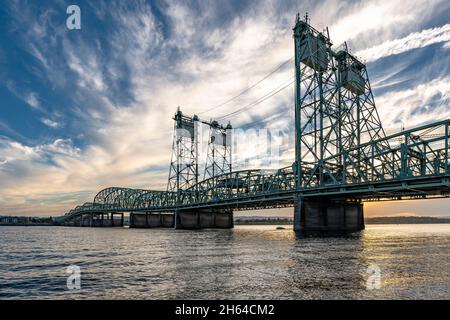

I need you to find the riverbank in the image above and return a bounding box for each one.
[365,216,450,224]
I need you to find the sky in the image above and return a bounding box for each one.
[0,0,449,217]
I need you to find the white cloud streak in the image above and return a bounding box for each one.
[41,118,62,129]
[357,24,450,62]
[376,76,450,129]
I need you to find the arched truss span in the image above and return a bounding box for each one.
[179,166,295,205]
[132,190,177,210]
[58,166,296,220]
[93,187,149,211]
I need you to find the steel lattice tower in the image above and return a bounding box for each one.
[293,14,393,189]
[167,108,199,201]
[204,120,232,180]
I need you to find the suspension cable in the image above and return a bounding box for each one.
[216,76,295,121]
[199,57,294,115]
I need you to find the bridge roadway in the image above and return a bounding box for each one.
[56,119,450,230]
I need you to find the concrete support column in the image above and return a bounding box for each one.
[174,210,181,229]
[130,213,135,227]
[129,212,175,228]
[294,198,364,234]
[360,205,365,230]
[294,195,302,231]
[213,211,234,229]
[161,214,175,227]
[175,210,199,229]
[175,210,233,229]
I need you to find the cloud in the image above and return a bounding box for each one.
[64,41,107,92]
[4,80,45,112]
[38,139,81,157]
[25,92,39,109]
[322,0,448,50]
[357,23,450,62]
[41,118,62,128]
[0,121,26,141]
[0,137,39,163]
[376,76,450,129]
[392,212,418,217]
[365,198,450,217]
[0,137,80,164]
[0,136,88,215]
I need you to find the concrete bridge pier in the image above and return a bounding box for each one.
[174,209,234,229]
[94,212,109,227]
[109,212,124,227]
[77,212,124,227]
[129,212,174,228]
[79,212,93,227]
[294,196,364,234]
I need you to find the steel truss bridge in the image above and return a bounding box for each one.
[55,14,450,229]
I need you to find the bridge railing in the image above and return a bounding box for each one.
[176,167,296,206]
[313,119,450,187]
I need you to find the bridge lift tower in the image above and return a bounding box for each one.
[293,14,388,232]
[204,120,232,180]
[167,109,233,198]
[167,108,200,202]
[167,108,234,229]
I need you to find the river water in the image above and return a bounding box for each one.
[0,224,449,299]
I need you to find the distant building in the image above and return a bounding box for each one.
[234,216,293,225]
[0,215,53,226]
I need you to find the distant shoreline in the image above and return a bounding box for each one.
[235,216,450,225]
[234,221,293,225]
[0,223,53,226]
[365,216,450,224]
[1,215,449,226]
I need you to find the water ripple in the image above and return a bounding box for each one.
[0,224,449,299]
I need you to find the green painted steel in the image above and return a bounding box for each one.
[204,120,232,180]
[293,13,388,190]
[167,108,199,198]
[56,15,450,225]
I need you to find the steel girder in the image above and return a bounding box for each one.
[293,16,390,190]
[167,110,199,195]
[204,121,232,180]
[132,190,177,211]
[180,166,295,205]
[55,202,97,223]
[93,187,149,211]
[322,120,450,184]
